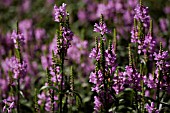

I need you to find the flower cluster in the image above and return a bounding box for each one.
[54,3,67,22]
[105,45,117,74]
[145,102,159,113]
[154,50,170,71]
[143,73,157,89]
[131,26,139,43]
[89,70,104,93]
[53,4,74,56]
[2,96,15,113]
[131,4,156,56]
[134,4,150,28]
[49,66,62,84]
[94,22,110,36]
[89,20,117,112]
[9,57,27,79]
[11,30,24,49]
[153,49,170,92]
[138,33,156,55]
[38,91,58,111]
[89,47,101,61]
[94,96,102,112]
[62,27,74,49]
[113,66,142,94]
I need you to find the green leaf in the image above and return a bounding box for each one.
[72,91,82,104]
[39,86,60,94]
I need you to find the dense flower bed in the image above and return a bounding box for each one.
[0,0,170,113]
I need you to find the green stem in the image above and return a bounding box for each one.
[60,50,64,113]
[157,70,161,109]
[100,37,108,113]
[17,78,20,113]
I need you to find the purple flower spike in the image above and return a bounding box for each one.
[11,30,25,49]
[62,27,74,42]
[9,57,27,79]
[94,22,109,35]
[134,4,150,28]
[145,102,159,113]
[131,27,139,43]
[89,72,97,84]
[94,96,102,112]
[2,96,15,113]
[89,48,101,61]
[54,3,67,22]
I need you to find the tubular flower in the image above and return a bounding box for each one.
[94,22,110,36]
[11,30,24,49]
[9,57,27,79]
[54,3,67,22]
[134,4,150,28]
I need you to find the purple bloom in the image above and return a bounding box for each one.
[94,96,102,112]
[134,4,150,28]
[9,57,27,79]
[54,3,67,22]
[0,79,8,92]
[11,30,25,49]
[89,72,97,84]
[38,92,46,105]
[113,65,142,92]
[94,22,109,35]
[153,50,170,92]
[131,26,156,56]
[139,33,156,56]
[54,27,74,55]
[38,91,58,111]
[89,70,104,93]
[154,50,169,70]
[49,66,61,83]
[0,0,12,7]
[2,96,15,113]
[143,74,157,89]
[105,45,117,74]
[131,27,139,43]
[89,48,101,61]
[62,27,73,44]
[145,102,159,113]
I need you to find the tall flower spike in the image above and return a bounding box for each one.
[9,57,27,79]
[54,3,67,22]
[11,29,24,49]
[134,3,150,28]
[131,19,139,43]
[94,15,109,36]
